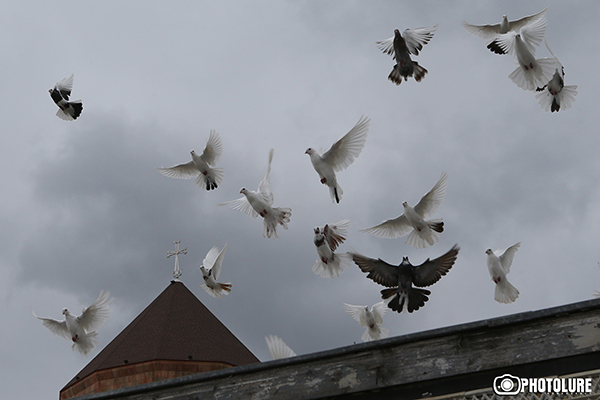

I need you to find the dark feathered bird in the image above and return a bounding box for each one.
[49,74,83,121]
[376,25,437,85]
[351,244,459,313]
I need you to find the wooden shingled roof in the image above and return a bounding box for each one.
[61,280,259,392]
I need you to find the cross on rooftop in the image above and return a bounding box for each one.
[167,240,187,281]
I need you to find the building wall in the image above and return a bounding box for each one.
[60,360,234,399]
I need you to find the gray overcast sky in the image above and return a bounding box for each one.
[2,1,600,398]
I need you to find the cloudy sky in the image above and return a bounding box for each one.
[2,1,600,398]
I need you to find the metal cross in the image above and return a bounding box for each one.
[167,240,187,281]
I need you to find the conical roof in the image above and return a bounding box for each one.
[62,280,259,393]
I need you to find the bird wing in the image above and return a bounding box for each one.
[157,161,198,179]
[360,214,413,239]
[376,35,396,57]
[507,7,548,32]
[55,74,74,99]
[265,335,296,359]
[200,130,223,166]
[402,25,438,56]
[519,15,547,53]
[412,244,460,287]
[461,21,502,41]
[499,242,521,274]
[413,172,448,219]
[77,290,112,333]
[204,244,227,280]
[324,219,350,251]
[351,252,399,287]
[219,196,259,218]
[32,310,71,340]
[343,303,368,327]
[371,301,387,325]
[321,116,369,172]
[257,149,275,205]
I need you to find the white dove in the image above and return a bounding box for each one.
[221,149,291,239]
[158,130,225,191]
[495,16,558,91]
[486,243,521,304]
[312,219,353,278]
[33,290,113,355]
[535,38,578,112]
[344,301,389,342]
[265,335,296,360]
[361,172,447,248]
[462,7,547,55]
[377,25,437,84]
[199,244,231,298]
[305,115,369,203]
[49,74,83,121]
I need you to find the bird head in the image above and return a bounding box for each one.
[402,201,409,208]
[394,29,401,35]
[305,148,314,155]
[314,227,321,234]
[190,150,196,156]
[62,308,69,315]
[400,256,410,265]
[48,88,53,94]
[485,249,493,255]
[240,187,247,194]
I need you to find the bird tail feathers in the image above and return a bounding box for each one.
[312,252,352,278]
[72,331,98,355]
[412,62,428,82]
[194,167,225,191]
[494,279,519,304]
[329,184,343,204]
[405,220,442,248]
[200,282,232,298]
[382,287,431,313]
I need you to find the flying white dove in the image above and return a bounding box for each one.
[305,115,369,203]
[49,74,83,121]
[351,245,459,313]
[32,290,113,355]
[486,242,521,304]
[495,16,558,91]
[343,301,389,342]
[221,149,291,239]
[158,130,225,191]
[265,335,296,360]
[535,38,578,112]
[462,7,548,54]
[361,172,447,248]
[377,25,437,85]
[199,244,231,298]
[312,219,353,278]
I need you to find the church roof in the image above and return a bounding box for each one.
[62,280,259,391]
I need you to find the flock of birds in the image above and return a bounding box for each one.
[33,7,576,359]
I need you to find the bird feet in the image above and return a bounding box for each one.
[320,177,327,184]
[71,334,79,343]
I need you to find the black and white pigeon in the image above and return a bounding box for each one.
[376,25,437,85]
[199,244,231,298]
[32,290,112,355]
[158,130,225,191]
[486,243,520,304]
[343,301,389,342]
[305,116,369,203]
[221,149,291,239]
[495,16,557,91]
[535,38,578,112]
[361,172,447,248]
[351,245,459,313]
[312,219,353,278]
[49,74,83,121]
[462,7,547,54]
[265,335,296,360]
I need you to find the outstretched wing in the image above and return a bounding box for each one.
[402,25,438,56]
[157,161,198,179]
[343,303,368,327]
[32,310,71,341]
[257,149,275,205]
[412,244,459,287]
[200,130,223,166]
[265,335,296,360]
[321,116,369,172]
[55,74,74,100]
[324,219,350,251]
[351,252,398,287]
[499,242,521,274]
[204,244,227,280]
[413,172,448,219]
[77,290,112,333]
[360,214,412,239]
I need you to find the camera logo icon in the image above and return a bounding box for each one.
[493,374,522,395]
